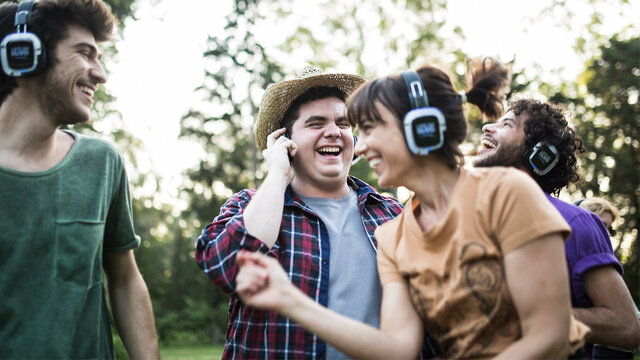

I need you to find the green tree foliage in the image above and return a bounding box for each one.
[177,0,286,342]
[532,0,639,304]
[549,36,639,303]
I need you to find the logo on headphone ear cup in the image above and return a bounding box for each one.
[400,71,447,156]
[0,0,46,77]
[522,141,559,176]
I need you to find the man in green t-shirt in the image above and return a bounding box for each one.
[0,1,159,358]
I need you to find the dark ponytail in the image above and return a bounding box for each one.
[465,57,511,120]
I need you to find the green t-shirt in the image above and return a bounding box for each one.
[0,131,140,359]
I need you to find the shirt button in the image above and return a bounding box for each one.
[322,259,328,265]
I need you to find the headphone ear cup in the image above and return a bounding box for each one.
[522,141,560,176]
[0,0,46,77]
[353,135,358,161]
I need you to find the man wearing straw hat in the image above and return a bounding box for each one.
[195,66,403,359]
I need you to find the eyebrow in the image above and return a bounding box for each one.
[303,115,346,124]
[500,116,516,124]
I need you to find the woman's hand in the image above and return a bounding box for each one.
[236,250,296,312]
[235,251,424,359]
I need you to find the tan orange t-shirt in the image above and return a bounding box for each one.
[376,167,586,358]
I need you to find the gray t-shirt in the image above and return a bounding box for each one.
[300,190,382,360]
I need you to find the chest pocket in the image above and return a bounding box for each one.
[54,220,105,289]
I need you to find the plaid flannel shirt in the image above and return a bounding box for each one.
[195,176,403,359]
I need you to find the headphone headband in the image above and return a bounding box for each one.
[401,71,429,109]
[15,1,36,30]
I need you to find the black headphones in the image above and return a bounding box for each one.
[1,0,46,77]
[400,71,447,155]
[522,141,559,176]
[351,135,361,165]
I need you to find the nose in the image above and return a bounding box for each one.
[90,61,107,84]
[482,122,496,134]
[323,122,341,138]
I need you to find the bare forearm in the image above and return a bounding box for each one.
[495,332,569,359]
[244,172,289,248]
[109,274,160,359]
[280,286,420,359]
[574,307,640,349]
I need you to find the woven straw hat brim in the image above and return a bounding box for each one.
[255,72,366,151]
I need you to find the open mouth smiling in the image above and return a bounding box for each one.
[317,146,342,156]
[481,138,496,149]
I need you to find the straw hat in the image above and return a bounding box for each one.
[255,66,366,151]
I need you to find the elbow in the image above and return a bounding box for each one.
[621,320,640,350]
[535,329,571,358]
[550,338,571,359]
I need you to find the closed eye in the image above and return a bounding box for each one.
[358,122,375,134]
[500,118,515,127]
[73,43,100,61]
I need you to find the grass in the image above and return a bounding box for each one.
[160,344,224,360]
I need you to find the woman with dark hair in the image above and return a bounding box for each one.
[234,59,588,359]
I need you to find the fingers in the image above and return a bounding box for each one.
[236,262,268,294]
[237,250,263,266]
[237,251,285,286]
[266,128,288,148]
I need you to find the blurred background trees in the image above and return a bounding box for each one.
[84,0,638,348]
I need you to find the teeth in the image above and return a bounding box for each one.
[369,159,380,167]
[79,86,94,97]
[481,139,496,149]
[318,147,340,154]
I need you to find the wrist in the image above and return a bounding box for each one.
[264,171,291,189]
[277,282,308,317]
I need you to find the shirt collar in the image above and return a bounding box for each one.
[284,176,385,207]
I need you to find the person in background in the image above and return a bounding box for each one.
[473,99,640,358]
[577,196,640,359]
[195,66,405,359]
[576,197,618,236]
[234,58,590,359]
[0,0,159,358]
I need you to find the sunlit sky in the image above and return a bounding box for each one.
[107,0,634,198]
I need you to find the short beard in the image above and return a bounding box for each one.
[473,142,526,169]
[36,64,88,126]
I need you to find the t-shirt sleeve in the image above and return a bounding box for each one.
[376,218,405,285]
[567,213,622,304]
[104,155,140,251]
[484,170,571,254]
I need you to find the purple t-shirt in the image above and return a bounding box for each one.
[547,194,623,358]
[546,195,623,306]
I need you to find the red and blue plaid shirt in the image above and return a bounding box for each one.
[195,176,403,359]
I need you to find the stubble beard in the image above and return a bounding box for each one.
[36,67,89,126]
[472,142,526,169]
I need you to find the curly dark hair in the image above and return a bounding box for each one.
[346,57,510,169]
[0,0,116,106]
[509,98,586,195]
